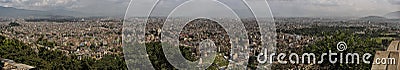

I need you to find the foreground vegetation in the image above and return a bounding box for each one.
[144,42,229,70]
[0,35,127,69]
[301,30,386,69]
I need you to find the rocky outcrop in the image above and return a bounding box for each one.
[1,58,35,70]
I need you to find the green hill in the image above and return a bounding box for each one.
[0,35,127,69]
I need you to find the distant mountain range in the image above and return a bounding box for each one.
[0,7,86,17]
[356,11,400,21]
[385,11,400,19]
[359,16,387,20]
[355,15,400,22]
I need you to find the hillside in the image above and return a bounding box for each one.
[384,11,400,19]
[0,35,127,69]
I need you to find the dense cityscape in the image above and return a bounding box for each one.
[0,0,399,69]
[0,16,399,69]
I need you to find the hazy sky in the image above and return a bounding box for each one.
[0,0,399,17]
[0,0,130,16]
[268,0,400,17]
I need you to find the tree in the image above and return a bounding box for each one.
[8,21,20,27]
[0,35,128,69]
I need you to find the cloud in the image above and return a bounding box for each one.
[388,0,400,5]
[0,0,397,17]
[0,0,79,10]
[68,0,130,16]
[267,0,399,17]
[0,0,12,3]
[0,0,130,16]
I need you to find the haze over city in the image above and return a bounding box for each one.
[0,0,398,17]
